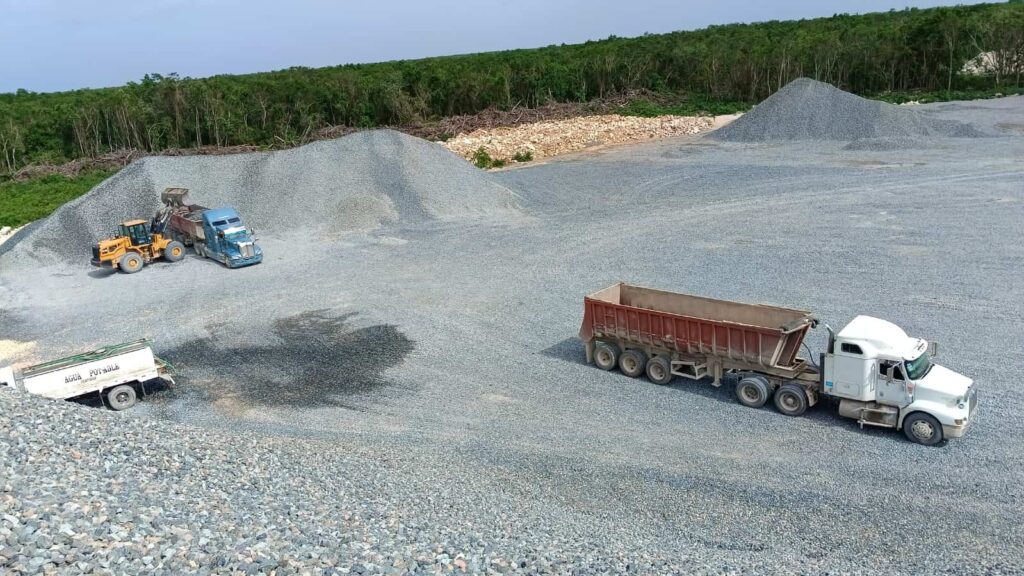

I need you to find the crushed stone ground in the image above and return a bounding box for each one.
[1,90,1023,574]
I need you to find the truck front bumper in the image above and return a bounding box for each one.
[943,389,979,439]
[226,254,263,268]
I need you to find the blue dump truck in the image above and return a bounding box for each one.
[153,188,263,268]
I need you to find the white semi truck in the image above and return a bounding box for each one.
[0,340,173,410]
[580,283,978,445]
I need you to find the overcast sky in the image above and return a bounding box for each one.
[1,0,973,93]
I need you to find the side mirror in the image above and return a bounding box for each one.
[885,365,895,383]
[929,341,939,359]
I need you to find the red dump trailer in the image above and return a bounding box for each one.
[580,282,819,385]
[578,282,978,446]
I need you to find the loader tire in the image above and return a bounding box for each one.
[645,356,673,385]
[164,241,185,262]
[618,349,647,378]
[106,385,137,411]
[593,342,619,371]
[773,383,809,417]
[119,253,144,274]
[736,375,770,408]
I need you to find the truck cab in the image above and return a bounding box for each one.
[823,316,976,445]
[199,208,262,268]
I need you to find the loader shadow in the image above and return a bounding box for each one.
[162,310,415,411]
[87,269,117,279]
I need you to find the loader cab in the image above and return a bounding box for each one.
[118,220,152,246]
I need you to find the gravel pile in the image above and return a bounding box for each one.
[714,77,987,141]
[4,130,522,266]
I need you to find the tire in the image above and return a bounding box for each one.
[164,241,185,262]
[903,412,944,446]
[773,383,809,416]
[593,342,619,371]
[618,349,647,378]
[106,384,137,411]
[119,252,144,274]
[736,375,770,408]
[645,356,673,385]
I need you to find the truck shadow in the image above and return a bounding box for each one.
[162,310,415,412]
[69,378,173,410]
[540,337,589,366]
[540,337,911,444]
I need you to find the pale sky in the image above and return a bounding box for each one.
[0,0,975,93]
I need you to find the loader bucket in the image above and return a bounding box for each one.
[161,188,190,207]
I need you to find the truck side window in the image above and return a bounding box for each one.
[840,342,863,355]
[878,361,905,380]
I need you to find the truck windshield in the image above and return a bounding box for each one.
[223,227,248,239]
[905,352,932,380]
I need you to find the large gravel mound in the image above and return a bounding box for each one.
[4,130,522,266]
[714,78,987,142]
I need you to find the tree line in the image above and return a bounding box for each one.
[1,2,1022,173]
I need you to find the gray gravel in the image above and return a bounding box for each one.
[714,77,989,141]
[1,95,1024,574]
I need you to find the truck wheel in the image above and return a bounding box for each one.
[903,412,944,446]
[593,342,619,371]
[106,385,137,411]
[645,356,673,385]
[619,350,647,378]
[773,383,809,416]
[736,376,770,408]
[164,241,185,262]
[119,253,144,273]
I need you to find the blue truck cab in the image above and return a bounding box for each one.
[198,208,263,268]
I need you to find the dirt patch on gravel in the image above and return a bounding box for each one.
[443,114,719,164]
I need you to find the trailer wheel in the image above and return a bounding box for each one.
[593,342,620,371]
[119,253,144,274]
[645,356,673,385]
[164,241,186,262]
[106,385,137,411]
[736,376,770,408]
[619,349,647,378]
[903,412,944,446]
[773,383,808,416]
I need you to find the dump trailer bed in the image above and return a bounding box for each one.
[580,283,819,383]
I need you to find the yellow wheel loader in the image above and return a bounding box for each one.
[91,219,186,274]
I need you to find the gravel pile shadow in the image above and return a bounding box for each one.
[164,310,415,411]
[842,136,939,151]
[713,77,988,142]
[3,129,523,267]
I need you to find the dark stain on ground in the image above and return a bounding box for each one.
[163,310,415,410]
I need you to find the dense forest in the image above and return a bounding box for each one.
[1,2,1022,173]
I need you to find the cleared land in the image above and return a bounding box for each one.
[1,84,1023,574]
